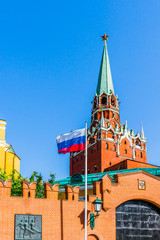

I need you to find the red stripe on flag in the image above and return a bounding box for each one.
[58,143,85,154]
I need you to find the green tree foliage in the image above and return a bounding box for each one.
[29,171,56,198]
[29,171,45,198]
[11,177,23,196]
[0,169,7,181]
[0,169,56,198]
[48,172,56,186]
[0,169,23,196]
[10,169,24,196]
[29,171,38,183]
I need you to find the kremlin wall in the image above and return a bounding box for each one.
[0,36,160,240]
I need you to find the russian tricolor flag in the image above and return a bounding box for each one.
[56,128,86,154]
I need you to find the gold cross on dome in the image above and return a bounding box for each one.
[101,33,109,41]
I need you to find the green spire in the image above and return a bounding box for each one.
[96,41,114,96]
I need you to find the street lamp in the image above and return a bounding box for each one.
[90,197,103,230]
[93,197,103,216]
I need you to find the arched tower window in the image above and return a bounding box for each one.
[97,142,99,151]
[91,147,93,153]
[113,145,116,151]
[106,143,109,149]
[102,97,107,105]
[125,149,127,154]
[140,152,143,158]
[136,139,141,146]
[111,97,115,106]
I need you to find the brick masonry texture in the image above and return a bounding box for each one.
[0,170,160,239]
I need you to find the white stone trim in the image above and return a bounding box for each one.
[118,155,133,160]
[135,145,141,149]
[58,184,93,192]
[79,185,93,190]
[92,107,119,116]
[0,121,6,125]
[120,133,132,146]
[117,140,120,156]
[100,138,116,143]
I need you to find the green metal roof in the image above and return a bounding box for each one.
[55,172,106,187]
[6,145,15,154]
[106,168,160,181]
[96,42,114,96]
[55,168,160,187]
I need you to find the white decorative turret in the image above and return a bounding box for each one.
[141,124,145,139]
[115,124,119,132]
[123,120,128,133]
[130,129,134,137]
[100,112,105,128]
[125,120,127,129]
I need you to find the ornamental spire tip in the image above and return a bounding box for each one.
[101,33,109,43]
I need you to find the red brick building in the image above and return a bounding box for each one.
[70,38,157,176]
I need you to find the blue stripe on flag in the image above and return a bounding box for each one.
[57,136,85,151]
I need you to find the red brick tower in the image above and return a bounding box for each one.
[70,35,152,176]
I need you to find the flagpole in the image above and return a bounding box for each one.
[85,121,87,240]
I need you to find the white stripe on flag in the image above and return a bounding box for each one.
[56,128,85,144]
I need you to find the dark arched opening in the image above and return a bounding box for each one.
[88,234,99,240]
[116,200,160,240]
[102,97,107,105]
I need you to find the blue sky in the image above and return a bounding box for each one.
[0,0,160,180]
